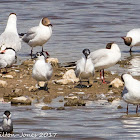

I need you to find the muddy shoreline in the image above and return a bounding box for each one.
[0,58,132,107]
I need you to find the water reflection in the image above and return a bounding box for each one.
[126,54,140,76]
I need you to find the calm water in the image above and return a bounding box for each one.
[0,0,140,139]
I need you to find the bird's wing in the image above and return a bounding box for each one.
[90,49,109,65]
[22,26,38,43]
[75,58,84,78]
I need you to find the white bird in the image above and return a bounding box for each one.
[32,52,53,91]
[21,17,52,58]
[75,49,95,88]
[89,42,121,83]
[0,13,21,52]
[0,110,13,133]
[122,28,140,52]
[0,45,16,73]
[121,74,140,114]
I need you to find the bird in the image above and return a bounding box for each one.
[0,44,16,73]
[121,74,140,114]
[89,42,121,83]
[75,49,95,88]
[122,28,140,52]
[21,17,52,58]
[0,110,13,133]
[0,13,21,52]
[32,52,53,91]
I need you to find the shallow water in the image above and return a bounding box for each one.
[0,0,140,139]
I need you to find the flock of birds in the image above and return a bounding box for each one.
[0,13,140,133]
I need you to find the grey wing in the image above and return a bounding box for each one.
[75,65,80,78]
[22,27,37,43]
[121,86,128,97]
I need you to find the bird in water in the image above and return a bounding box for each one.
[0,110,13,133]
[20,17,52,58]
[32,52,53,92]
[122,28,140,52]
[75,49,95,88]
[121,74,140,114]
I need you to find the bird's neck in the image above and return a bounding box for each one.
[5,18,18,34]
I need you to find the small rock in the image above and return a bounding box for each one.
[11,96,31,105]
[14,88,22,93]
[41,106,54,110]
[46,58,59,67]
[2,75,13,79]
[43,96,52,103]
[107,97,115,102]
[117,105,123,109]
[54,79,72,85]
[29,86,38,92]
[63,69,79,82]
[57,107,65,110]
[59,99,63,102]
[64,96,78,100]
[64,98,86,106]
[109,78,123,88]
[38,81,45,87]
[0,80,7,88]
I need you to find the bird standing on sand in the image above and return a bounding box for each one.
[21,17,52,58]
[89,42,121,83]
[122,28,140,52]
[0,45,16,73]
[75,49,95,88]
[0,110,13,133]
[121,74,140,114]
[32,52,53,91]
[0,13,21,52]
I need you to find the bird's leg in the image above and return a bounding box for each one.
[42,46,44,52]
[129,46,133,52]
[44,82,49,93]
[136,105,138,114]
[126,104,128,115]
[31,47,33,59]
[100,70,103,82]
[102,69,106,84]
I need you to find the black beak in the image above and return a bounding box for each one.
[47,24,53,27]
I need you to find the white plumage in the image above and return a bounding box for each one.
[32,52,53,91]
[0,45,16,72]
[0,111,13,133]
[89,42,121,83]
[122,28,140,52]
[122,74,140,114]
[75,49,94,87]
[22,17,52,57]
[0,13,21,52]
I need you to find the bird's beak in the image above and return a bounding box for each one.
[0,50,6,54]
[47,24,53,27]
[121,37,125,40]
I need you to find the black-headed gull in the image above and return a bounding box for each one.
[75,49,94,87]
[0,13,21,52]
[0,110,13,133]
[121,74,140,114]
[32,52,53,91]
[122,28,140,52]
[89,42,121,83]
[21,17,52,58]
[0,45,16,73]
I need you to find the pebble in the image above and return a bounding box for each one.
[11,96,32,105]
[110,78,124,88]
[0,80,8,88]
[2,75,13,79]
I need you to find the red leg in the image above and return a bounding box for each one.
[102,69,107,84]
